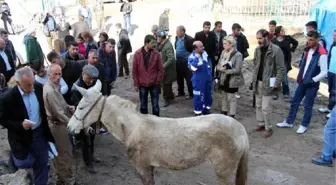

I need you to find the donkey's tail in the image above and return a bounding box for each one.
[235,149,248,185]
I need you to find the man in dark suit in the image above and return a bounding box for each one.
[0,37,15,83]
[0,67,54,185]
[194,21,217,77]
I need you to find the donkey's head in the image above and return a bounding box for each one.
[68,80,104,134]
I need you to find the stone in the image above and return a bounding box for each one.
[0,169,32,185]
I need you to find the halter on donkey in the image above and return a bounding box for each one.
[68,80,249,185]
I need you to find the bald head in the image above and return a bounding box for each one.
[48,64,62,85]
[193,41,204,54]
[0,38,5,50]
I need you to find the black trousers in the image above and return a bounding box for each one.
[176,59,193,96]
[102,80,112,96]
[118,53,130,76]
[79,123,96,166]
[163,83,174,100]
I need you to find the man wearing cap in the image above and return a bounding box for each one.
[80,49,105,87]
[71,65,101,174]
[157,29,176,107]
[23,27,44,66]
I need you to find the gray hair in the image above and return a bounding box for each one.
[176,25,186,32]
[15,67,34,82]
[152,25,159,31]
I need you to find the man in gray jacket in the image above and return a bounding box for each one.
[252,29,285,138]
[159,8,170,32]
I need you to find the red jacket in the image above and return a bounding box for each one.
[132,48,163,88]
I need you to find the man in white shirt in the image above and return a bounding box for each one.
[0,37,15,83]
[277,31,328,134]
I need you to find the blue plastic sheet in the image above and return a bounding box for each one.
[310,0,336,51]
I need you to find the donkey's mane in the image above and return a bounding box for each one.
[109,95,137,110]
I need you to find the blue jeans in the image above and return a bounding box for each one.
[328,72,336,110]
[322,107,336,161]
[139,85,160,117]
[286,83,319,127]
[282,69,290,96]
[123,14,131,34]
[12,127,49,185]
[84,17,92,29]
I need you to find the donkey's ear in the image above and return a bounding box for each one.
[74,84,87,96]
[93,80,102,92]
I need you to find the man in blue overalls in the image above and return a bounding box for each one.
[188,41,212,116]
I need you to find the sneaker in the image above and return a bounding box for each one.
[326,113,331,119]
[276,120,293,128]
[262,129,273,138]
[312,157,333,167]
[124,75,129,79]
[319,108,331,113]
[296,125,307,134]
[99,128,109,135]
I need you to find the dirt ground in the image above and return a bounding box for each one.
[0,1,335,185]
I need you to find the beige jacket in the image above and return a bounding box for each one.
[72,21,90,38]
[43,81,72,126]
[216,50,245,88]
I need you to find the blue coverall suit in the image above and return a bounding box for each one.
[188,51,213,115]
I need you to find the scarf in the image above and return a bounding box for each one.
[217,48,234,85]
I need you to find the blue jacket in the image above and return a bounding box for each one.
[297,45,327,86]
[98,48,117,82]
[188,51,212,81]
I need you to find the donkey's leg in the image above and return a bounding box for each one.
[213,158,238,185]
[135,165,155,185]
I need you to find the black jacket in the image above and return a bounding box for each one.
[271,35,298,71]
[212,29,227,58]
[0,83,54,160]
[235,33,249,59]
[85,40,98,59]
[71,77,96,106]
[194,31,217,59]
[174,34,194,53]
[0,49,15,82]
[61,53,84,104]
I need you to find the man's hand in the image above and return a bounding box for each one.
[85,126,95,135]
[272,84,277,89]
[22,120,34,130]
[69,106,76,114]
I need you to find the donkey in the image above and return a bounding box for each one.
[68,80,249,185]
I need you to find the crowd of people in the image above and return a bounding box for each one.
[0,0,335,184]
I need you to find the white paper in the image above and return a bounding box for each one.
[24,119,36,125]
[269,77,276,87]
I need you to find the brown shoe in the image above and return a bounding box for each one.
[255,125,265,132]
[262,129,273,138]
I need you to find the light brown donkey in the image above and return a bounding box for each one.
[68,80,249,185]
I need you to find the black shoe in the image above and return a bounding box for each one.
[195,113,202,117]
[229,115,235,118]
[220,111,228,115]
